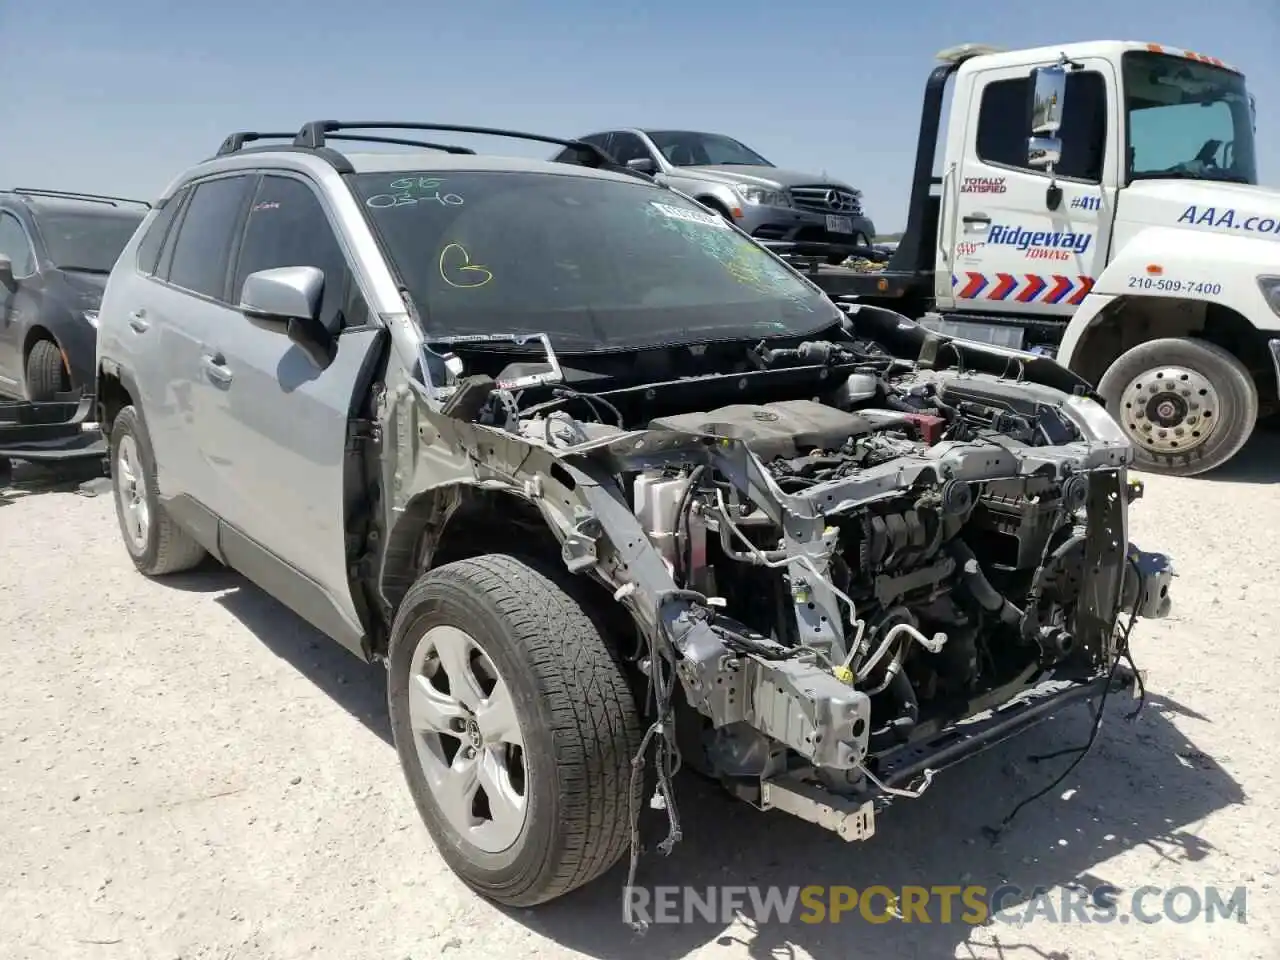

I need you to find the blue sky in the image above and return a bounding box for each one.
[1,0,1275,232]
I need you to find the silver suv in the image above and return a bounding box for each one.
[557,128,876,261]
[95,121,1171,912]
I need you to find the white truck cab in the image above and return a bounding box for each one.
[786,41,1275,477]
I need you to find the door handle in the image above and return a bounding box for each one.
[962,214,992,226]
[201,352,232,385]
[128,311,150,333]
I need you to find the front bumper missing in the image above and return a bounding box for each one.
[753,662,1137,842]
[0,395,105,465]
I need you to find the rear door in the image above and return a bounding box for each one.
[200,172,384,648]
[945,59,1119,331]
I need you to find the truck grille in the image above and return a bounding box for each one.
[789,185,863,217]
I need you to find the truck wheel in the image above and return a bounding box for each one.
[1098,337,1258,477]
[109,405,208,575]
[25,339,69,401]
[387,554,642,907]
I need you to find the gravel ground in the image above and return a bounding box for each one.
[1,437,1278,960]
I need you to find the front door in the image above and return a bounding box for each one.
[945,58,1119,326]
[198,172,383,646]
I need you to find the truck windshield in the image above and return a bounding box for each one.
[1122,51,1258,185]
[352,170,836,351]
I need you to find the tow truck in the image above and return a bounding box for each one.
[767,40,1275,477]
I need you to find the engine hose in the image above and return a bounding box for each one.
[945,540,1023,627]
[867,669,919,752]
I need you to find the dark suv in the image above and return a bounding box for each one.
[0,188,149,401]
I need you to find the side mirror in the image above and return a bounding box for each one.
[1029,64,1067,136]
[239,266,335,368]
[1027,136,1063,169]
[0,255,14,289]
[626,157,659,175]
[1027,64,1067,170]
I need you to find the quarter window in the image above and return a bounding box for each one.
[135,188,187,276]
[166,175,253,299]
[976,71,1108,182]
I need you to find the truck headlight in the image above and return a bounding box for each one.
[1258,276,1280,317]
[734,184,791,207]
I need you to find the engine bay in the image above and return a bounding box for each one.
[413,316,1175,857]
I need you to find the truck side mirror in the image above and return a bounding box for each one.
[1027,64,1067,167]
[1027,64,1068,210]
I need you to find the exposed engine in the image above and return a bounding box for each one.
[628,385,1107,772]
[429,323,1173,854]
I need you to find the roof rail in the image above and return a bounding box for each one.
[5,187,150,209]
[292,121,620,169]
[216,130,478,157]
[211,121,647,180]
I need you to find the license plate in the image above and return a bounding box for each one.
[918,317,1026,349]
[825,214,853,234]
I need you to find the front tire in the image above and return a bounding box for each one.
[109,405,208,575]
[387,554,642,907]
[1098,337,1258,477]
[25,339,69,401]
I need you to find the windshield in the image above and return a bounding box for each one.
[1122,51,1258,184]
[37,209,145,273]
[352,171,836,351]
[645,131,772,167]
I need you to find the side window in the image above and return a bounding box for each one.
[608,133,655,165]
[0,212,36,276]
[233,175,364,330]
[976,71,1108,182]
[553,132,612,164]
[135,188,187,276]
[167,175,253,299]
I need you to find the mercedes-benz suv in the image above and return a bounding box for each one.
[557,128,876,261]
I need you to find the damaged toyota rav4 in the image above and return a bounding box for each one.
[95,122,1174,909]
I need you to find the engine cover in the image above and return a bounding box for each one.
[648,400,879,460]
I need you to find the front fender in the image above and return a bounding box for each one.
[1057,225,1280,370]
[674,180,740,213]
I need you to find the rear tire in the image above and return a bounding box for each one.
[387,554,642,907]
[25,339,69,401]
[1097,337,1257,477]
[108,405,207,575]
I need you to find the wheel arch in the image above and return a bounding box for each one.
[95,360,143,437]
[377,481,632,658]
[1059,294,1278,411]
[22,324,66,367]
[695,194,733,218]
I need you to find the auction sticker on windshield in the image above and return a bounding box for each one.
[650,201,729,228]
